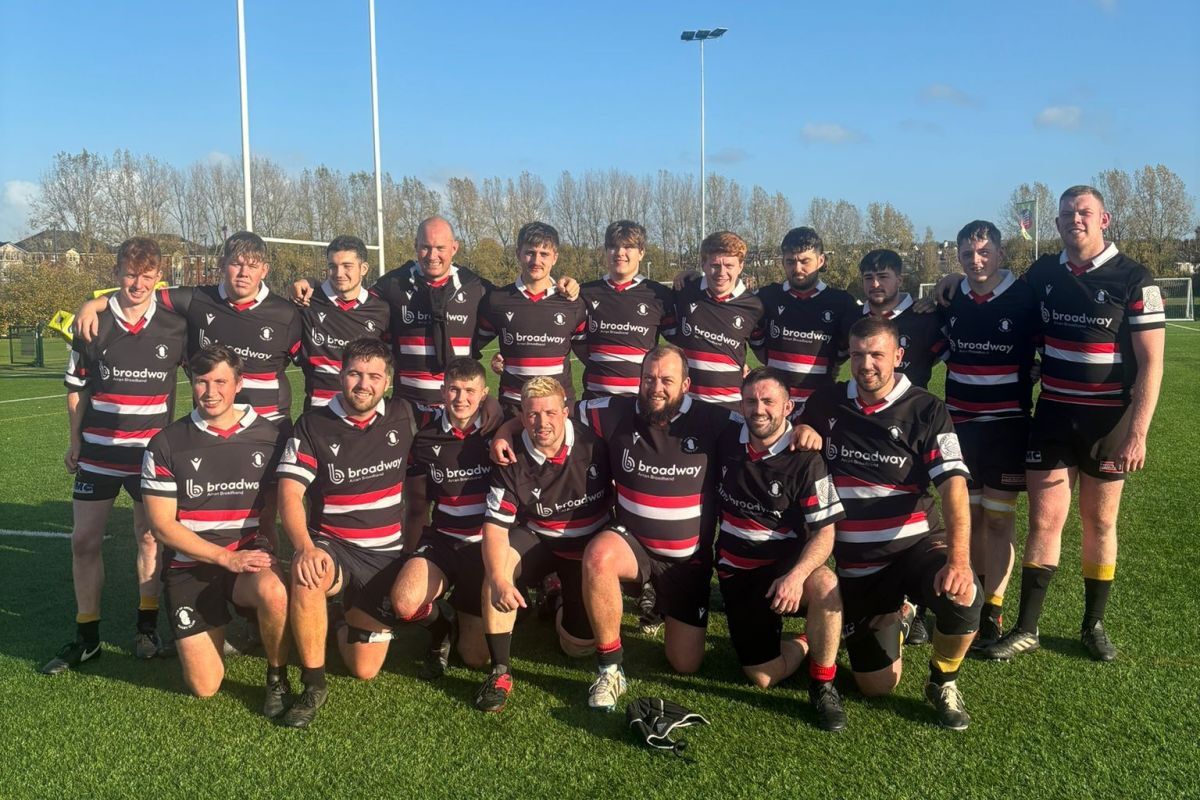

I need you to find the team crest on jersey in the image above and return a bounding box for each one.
[281,439,298,464]
[365,320,376,332]
[899,335,909,348]
[590,300,600,309]
[330,443,341,456]
[689,303,698,313]
[553,312,566,326]
[822,310,834,323]
[888,425,902,441]
[505,312,515,322]
[588,464,599,479]
[386,430,400,446]
[205,313,216,325]
[681,436,699,454]
[999,317,1013,333]
[816,474,838,508]
[175,606,196,631]
[1094,289,1108,304]
[251,451,266,468]
[768,480,782,498]
[455,291,467,304]
[259,326,274,341]
[1143,285,1164,312]
[732,315,745,330]
[190,457,203,471]
[318,312,327,323]
[636,303,649,316]
[937,432,963,461]
[98,362,111,380]
[431,445,442,456]
[155,344,170,359]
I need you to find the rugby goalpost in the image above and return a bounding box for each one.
[235,0,389,275]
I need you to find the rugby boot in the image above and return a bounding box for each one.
[134,630,163,660]
[1080,620,1116,662]
[808,682,848,732]
[587,665,628,712]
[982,629,1040,661]
[262,676,292,719]
[40,639,102,675]
[278,684,328,729]
[474,668,513,713]
[925,680,970,731]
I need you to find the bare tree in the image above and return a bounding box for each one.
[445,176,484,252]
[552,170,588,248]
[1093,168,1134,243]
[866,201,915,252]
[30,149,109,252]
[1130,164,1193,243]
[251,156,297,238]
[705,173,746,234]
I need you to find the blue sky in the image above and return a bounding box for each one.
[2,0,1197,242]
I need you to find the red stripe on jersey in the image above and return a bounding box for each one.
[587,375,640,389]
[717,548,776,570]
[323,483,403,506]
[92,392,170,406]
[178,508,255,522]
[497,498,517,515]
[947,363,1017,376]
[638,534,700,552]
[158,288,174,311]
[589,406,604,436]
[506,355,568,367]
[834,475,920,493]
[155,465,174,477]
[252,405,280,417]
[288,340,302,356]
[319,522,403,540]
[313,388,339,399]
[683,349,739,367]
[78,457,140,472]
[1044,336,1118,354]
[690,384,739,397]
[767,351,828,366]
[945,397,1022,413]
[617,484,702,508]
[924,449,941,463]
[243,371,276,381]
[83,427,160,440]
[1041,394,1124,407]
[528,509,608,531]
[590,344,648,357]
[439,493,487,508]
[720,511,776,533]
[296,451,317,468]
[309,356,342,369]
[838,512,927,532]
[1040,375,1123,393]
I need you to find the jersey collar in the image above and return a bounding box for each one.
[411,262,462,291]
[523,418,576,465]
[739,420,793,461]
[863,292,913,319]
[190,404,257,437]
[106,292,157,333]
[515,275,557,301]
[605,274,645,292]
[700,276,747,301]
[958,270,1016,304]
[781,279,827,299]
[321,279,369,310]
[1059,242,1119,275]
[330,393,385,428]
[218,281,269,311]
[440,410,482,439]
[847,374,911,415]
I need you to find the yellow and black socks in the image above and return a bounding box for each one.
[1016,563,1057,633]
[1082,562,1115,629]
[929,630,966,685]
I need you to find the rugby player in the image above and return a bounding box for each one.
[391,357,499,673]
[42,237,187,675]
[751,227,860,413]
[574,220,675,399]
[475,377,612,712]
[715,368,847,731]
[983,186,1165,662]
[295,235,390,409]
[475,223,587,413]
[139,345,290,714]
[859,248,948,644]
[276,338,424,728]
[669,231,765,409]
[941,221,1039,649]
[802,316,981,730]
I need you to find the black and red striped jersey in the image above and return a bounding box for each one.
[65,295,187,478]
[669,277,764,409]
[409,411,496,544]
[577,394,730,562]
[1026,246,1165,408]
[159,283,302,421]
[862,294,947,389]
[714,420,845,576]
[297,281,390,409]
[750,280,859,406]
[483,420,612,558]
[276,395,421,553]
[371,261,491,407]
[140,406,283,568]
[575,275,675,398]
[801,376,970,579]
[474,278,587,407]
[939,272,1039,424]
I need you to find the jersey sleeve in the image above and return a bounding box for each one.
[918,400,971,486]
[64,335,91,392]
[285,305,303,364]
[657,284,677,337]
[484,464,520,531]
[157,286,194,316]
[276,420,319,487]
[472,293,497,355]
[140,431,177,497]
[1126,268,1167,331]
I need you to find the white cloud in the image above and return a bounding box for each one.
[921,83,974,106]
[1035,105,1083,130]
[800,123,865,144]
[0,180,39,242]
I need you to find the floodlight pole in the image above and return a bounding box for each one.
[237,0,253,231]
[681,28,727,240]
[368,0,386,275]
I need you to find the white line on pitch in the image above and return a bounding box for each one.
[1166,322,1199,332]
[0,529,74,539]
[0,378,191,406]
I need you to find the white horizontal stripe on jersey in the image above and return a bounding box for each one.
[836,518,930,544]
[1044,345,1122,365]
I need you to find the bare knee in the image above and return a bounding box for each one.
[805,567,841,610]
[666,648,703,675]
[185,673,223,698]
[71,528,104,559]
[457,641,489,670]
[583,533,624,578]
[391,588,426,621]
[742,667,774,690]
[348,662,382,681]
[854,668,901,697]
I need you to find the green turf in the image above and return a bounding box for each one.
[1,327,1198,798]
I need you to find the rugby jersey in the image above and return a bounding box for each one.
[297,280,390,409]
[751,280,859,405]
[65,294,187,477]
[577,394,730,562]
[575,275,674,398]
[714,420,845,576]
[141,406,283,568]
[276,395,421,553]
[159,283,302,421]
[862,293,947,389]
[939,271,1039,424]
[802,376,970,578]
[669,277,764,409]
[371,261,491,407]
[409,410,496,544]
[1026,245,1165,407]
[474,277,587,407]
[483,420,612,558]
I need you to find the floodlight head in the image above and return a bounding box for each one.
[710,27,728,38]
[696,29,711,39]
[680,30,696,40]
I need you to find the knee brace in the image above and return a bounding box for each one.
[982,495,1016,518]
[931,575,984,636]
